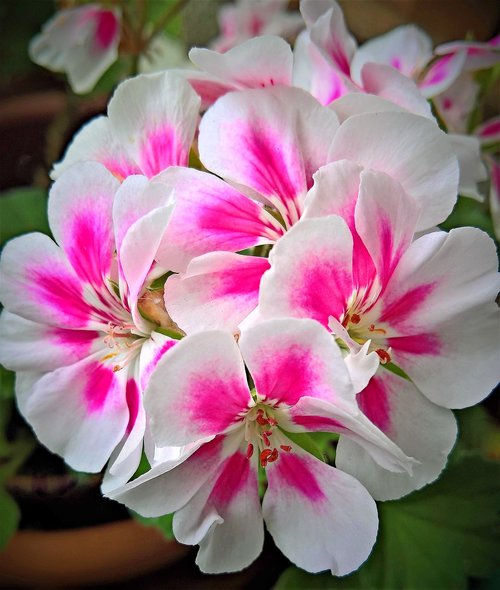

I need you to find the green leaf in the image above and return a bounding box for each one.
[0,187,50,246]
[129,510,175,540]
[0,366,14,401]
[0,488,20,549]
[274,455,500,590]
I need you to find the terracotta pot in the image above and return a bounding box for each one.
[0,519,190,587]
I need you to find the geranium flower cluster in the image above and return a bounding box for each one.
[2,0,499,578]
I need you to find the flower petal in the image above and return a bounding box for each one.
[190,35,293,91]
[355,169,420,289]
[336,371,457,500]
[263,438,377,575]
[447,134,487,201]
[198,86,339,227]
[350,25,432,84]
[0,311,100,372]
[239,317,355,407]
[360,62,433,118]
[108,71,201,177]
[154,167,283,272]
[329,111,459,230]
[145,331,250,447]
[51,116,140,181]
[165,252,270,334]
[48,161,118,291]
[0,233,97,329]
[23,352,130,472]
[259,216,353,327]
[174,443,263,574]
[419,50,467,98]
[107,435,226,517]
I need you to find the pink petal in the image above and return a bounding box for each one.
[108,71,201,177]
[336,370,457,500]
[419,50,466,98]
[189,35,293,94]
[198,86,339,228]
[475,115,500,147]
[0,233,97,329]
[155,167,284,272]
[174,443,263,573]
[51,116,141,181]
[259,216,354,327]
[48,161,118,291]
[23,352,130,472]
[360,62,433,118]
[302,0,357,76]
[350,24,432,84]
[263,438,377,575]
[165,252,270,334]
[0,311,100,373]
[145,331,251,447]
[355,170,420,289]
[239,318,354,407]
[293,30,358,105]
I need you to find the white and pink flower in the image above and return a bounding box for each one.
[0,162,183,484]
[109,318,414,574]
[257,164,500,498]
[51,71,201,182]
[29,3,121,94]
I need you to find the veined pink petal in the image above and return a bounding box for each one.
[303,161,375,288]
[165,252,270,334]
[259,216,354,327]
[174,443,263,574]
[0,233,99,329]
[48,162,118,291]
[198,86,339,228]
[282,396,415,474]
[302,0,357,76]
[119,204,173,331]
[108,435,227,517]
[293,30,358,105]
[355,170,420,289]
[29,5,121,94]
[108,71,201,177]
[145,331,250,447]
[433,73,479,134]
[0,311,100,373]
[23,351,130,472]
[435,37,500,71]
[263,438,377,575]
[239,318,354,407]
[154,167,284,272]
[51,117,141,181]
[336,371,457,500]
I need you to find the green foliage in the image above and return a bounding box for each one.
[440,196,496,240]
[274,454,500,590]
[0,186,50,246]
